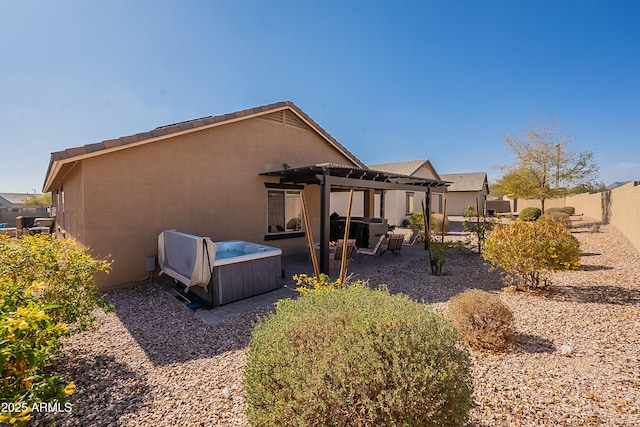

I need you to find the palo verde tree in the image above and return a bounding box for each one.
[493,115,599,212]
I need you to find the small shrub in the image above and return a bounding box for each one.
[519,207,542,221]
[245,284,473,426]
[428,240,464,276]
[462,206,497,253]
[448,289,514,352]
[482,217,581,290]
[431,213,450,235]
[546,206,575,215]
[543,211,571,226]
[408,212,449,244]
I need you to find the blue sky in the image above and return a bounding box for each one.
[1,0,639,193]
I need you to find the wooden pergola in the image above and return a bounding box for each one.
[261,163,449,273]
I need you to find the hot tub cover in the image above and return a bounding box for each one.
[158,230,216,289]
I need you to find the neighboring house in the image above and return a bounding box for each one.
[439,172,490,215]
[370,159,445,225]
[331,159,446,227]
[43,101,446,290]
[0,193,29,208]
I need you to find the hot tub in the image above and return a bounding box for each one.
[188,240,282,306]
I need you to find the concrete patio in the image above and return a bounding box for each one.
[191,242,431,326]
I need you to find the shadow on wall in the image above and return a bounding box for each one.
[601,190,612,224]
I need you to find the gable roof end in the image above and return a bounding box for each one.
[369,159,442,180]
[439,172,488,192]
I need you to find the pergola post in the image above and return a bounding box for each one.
[319,171,331,274]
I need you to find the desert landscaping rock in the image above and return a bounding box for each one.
[34,218,639,426]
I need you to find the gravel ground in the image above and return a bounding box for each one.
[34,217,640,426]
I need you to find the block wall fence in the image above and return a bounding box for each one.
[511,181,640,254]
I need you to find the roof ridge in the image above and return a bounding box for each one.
[44,100,364,191]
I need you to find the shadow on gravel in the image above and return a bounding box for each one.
[370,248,506,304]
[578,264,614,271]
[109,284,253,366]
[33,355,149,426]
[546,285,640,306]
[512,333,556,354]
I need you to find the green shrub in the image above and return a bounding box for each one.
[448,289,514,352]
[431,213,450,235]
[408,212,449,244]
[482,217,581,290]
[519,207,542,221]
[0,279,74,424]
[428,240,464,276]
[245,284,473,426]
[0,234,111,333]
[543,211,571,225]
[546,206,575,215]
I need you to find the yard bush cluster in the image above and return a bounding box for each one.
[245,283,473,426]
[448,289,514,352]
[0,234,110,422]
[482,217,581,290]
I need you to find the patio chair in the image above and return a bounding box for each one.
[356,234,386,258]
[329,239,356,270]
[381,234,404,256]
[403,229,420,246]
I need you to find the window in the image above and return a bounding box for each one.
[267,189,302,234]
[405,192,414,214]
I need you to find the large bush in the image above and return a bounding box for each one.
[519,207,542,221]
[482,217,581,290]
[448,289,514,352]
[245,284,473,426]
[0,234,110,422]
[0,234,111,332]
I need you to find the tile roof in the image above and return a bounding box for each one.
[369,159,441,179]
[43,101,364,192]
[439,172,488,192]
[0,193,29,204]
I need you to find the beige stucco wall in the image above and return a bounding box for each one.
[54,115,357,289]
[513,182,640,254]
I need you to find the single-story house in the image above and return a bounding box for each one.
[43,101,447,290]
[332,159,446,227]
[439,172,490,215]
[0,193,29,208]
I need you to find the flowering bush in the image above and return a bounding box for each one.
[0,234,110,423]
[482,217,581,290]
[0,280,74,424]
[0,234,112,332]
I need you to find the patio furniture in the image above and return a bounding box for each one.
[356,234,386,258]
[329,239,356,270]
[403,229,420,246]
[381,234,404,256]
